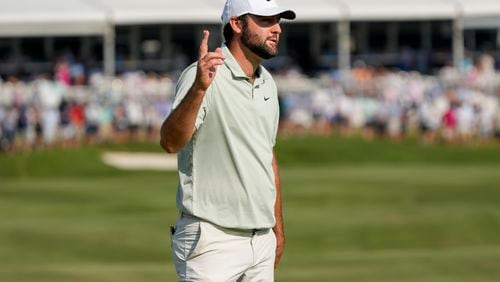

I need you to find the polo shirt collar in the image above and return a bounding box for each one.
[222,44,263,80]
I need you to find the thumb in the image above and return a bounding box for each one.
[215,47,223,56]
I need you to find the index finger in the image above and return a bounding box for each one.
[198,30,209,59]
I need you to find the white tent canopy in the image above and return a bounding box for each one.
[2,0,500,37]
[0,0,226,37]
[2,0,500,75]
[345,0,456,21]
[0,0,106,36]
[286,0,344,22]
[105,0,223,24]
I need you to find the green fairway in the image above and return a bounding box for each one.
[1,137,500,281]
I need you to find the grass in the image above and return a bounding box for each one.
[1,136,499,281]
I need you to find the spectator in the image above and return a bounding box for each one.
[1,60,499,154]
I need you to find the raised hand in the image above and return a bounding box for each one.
[193,30,225,91]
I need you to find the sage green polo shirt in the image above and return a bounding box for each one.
[172,44,279,230]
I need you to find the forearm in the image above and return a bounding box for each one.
[272,153,284,238]
[272,152,285,269]
[160,86,206,153]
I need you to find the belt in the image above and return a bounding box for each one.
[180,212,269,236]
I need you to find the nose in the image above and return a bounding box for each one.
[271,23,281,34]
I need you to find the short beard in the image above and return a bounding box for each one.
[240,20,277,59]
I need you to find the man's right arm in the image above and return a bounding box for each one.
[160,85,206,153]
[160,30,224,153]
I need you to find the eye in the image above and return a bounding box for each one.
[261,17,279,25]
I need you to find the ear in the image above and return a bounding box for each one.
[229,16,243,35]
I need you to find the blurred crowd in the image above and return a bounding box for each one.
[277,54,500,143]
[0,71,173,152]
[1,54,500,153]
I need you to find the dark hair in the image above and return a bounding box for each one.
[222,23,233,44]
[222,14,248,44]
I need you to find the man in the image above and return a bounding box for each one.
[160,0,295,280]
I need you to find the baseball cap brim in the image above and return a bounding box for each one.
[249,7,296,20]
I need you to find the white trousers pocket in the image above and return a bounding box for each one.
[172,215,202,263]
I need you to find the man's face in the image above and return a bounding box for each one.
[240,15,282,59]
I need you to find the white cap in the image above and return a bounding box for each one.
[221,0,296,26]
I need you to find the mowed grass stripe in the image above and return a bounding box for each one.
[0,263,176,282]
[2,136,500,178]
[1,247,500,282]
[1,138,500,281]
[1,249,499,282]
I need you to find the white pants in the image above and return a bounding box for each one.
[171,214,276,282]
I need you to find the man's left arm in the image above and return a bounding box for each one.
[272,151,285,270]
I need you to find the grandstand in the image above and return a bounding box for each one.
[1,0,500,75]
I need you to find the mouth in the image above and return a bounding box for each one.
[267,38,279,46]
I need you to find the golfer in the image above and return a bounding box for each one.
[160,0,295,280]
